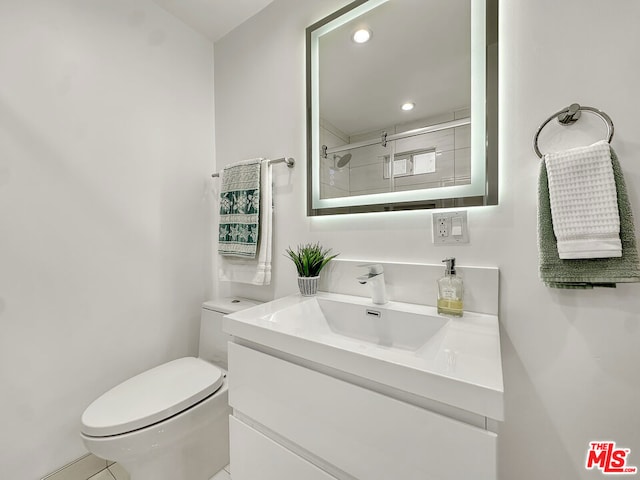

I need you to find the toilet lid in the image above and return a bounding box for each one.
[81,357,224,437]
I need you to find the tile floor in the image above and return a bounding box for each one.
[44,454,230,480]
[211,467,232,480]
[87,462,128,480]
[88,463,231,480]
[86,470,115,480]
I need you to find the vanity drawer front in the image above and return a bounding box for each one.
[230,416,337,480]
[228,342,497,480]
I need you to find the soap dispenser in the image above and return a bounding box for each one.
[437,257,464,317]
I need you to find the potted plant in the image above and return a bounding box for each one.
[285,242,339,296]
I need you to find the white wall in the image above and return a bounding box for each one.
[0,1,214,477]
[214,0,640,478]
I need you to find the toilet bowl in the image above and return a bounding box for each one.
[80,298,259,480]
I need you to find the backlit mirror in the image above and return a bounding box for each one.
[306,0,498,215]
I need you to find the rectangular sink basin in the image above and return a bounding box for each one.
[224,292,504,420]
[317,296,448,351]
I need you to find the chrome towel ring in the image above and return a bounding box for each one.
[533,103,614,158]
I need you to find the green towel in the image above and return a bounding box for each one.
[538,148,640,288]
[218,160,261,258]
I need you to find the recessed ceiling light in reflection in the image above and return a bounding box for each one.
[352,29,371,43]
[401,102,415,111]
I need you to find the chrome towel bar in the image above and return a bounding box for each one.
[211,157,295,178]
[533,103,614,158]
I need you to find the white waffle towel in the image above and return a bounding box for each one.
[544,140,621,259]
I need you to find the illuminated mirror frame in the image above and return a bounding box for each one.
[306,0,498,215]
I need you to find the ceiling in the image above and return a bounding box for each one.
[152,0,274,42]
[319,0,471,137]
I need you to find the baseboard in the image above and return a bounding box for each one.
[41,453,108,480]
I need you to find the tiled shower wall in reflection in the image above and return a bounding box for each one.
[319,108,471,199]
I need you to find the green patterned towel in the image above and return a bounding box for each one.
[218,159,261,258]
[538,148,640,288]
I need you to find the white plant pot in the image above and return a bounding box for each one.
[298,276,320,296]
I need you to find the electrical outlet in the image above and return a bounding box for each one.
[432,211,469,244]
[436,216,448,237]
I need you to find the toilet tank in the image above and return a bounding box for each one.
[199,297,260,369]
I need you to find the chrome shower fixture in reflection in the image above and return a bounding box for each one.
[333,153,352,168]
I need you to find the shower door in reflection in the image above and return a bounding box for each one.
[319,118,471,201]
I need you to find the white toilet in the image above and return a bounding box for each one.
[80,298,259,480]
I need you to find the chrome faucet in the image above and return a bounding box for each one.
[357,264,388,305]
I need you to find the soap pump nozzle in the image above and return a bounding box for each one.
[442,257,456,275]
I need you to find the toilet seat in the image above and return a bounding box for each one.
[81,357,224,437]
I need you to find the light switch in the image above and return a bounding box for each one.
[451,217,463,236]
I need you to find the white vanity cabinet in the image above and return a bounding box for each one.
[228,342,498,480]
[229,416,338,480]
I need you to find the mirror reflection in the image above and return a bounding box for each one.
[319,0,471,200]
[307,0,498,215]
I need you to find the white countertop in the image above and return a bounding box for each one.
[224,292,504,420]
